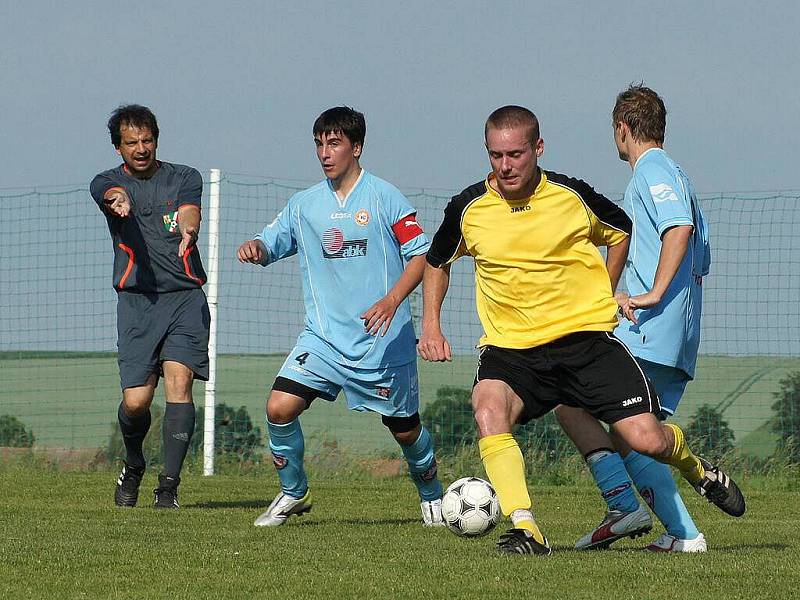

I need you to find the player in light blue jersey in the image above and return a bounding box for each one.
[237,107,443,527]
[556,85,742,553]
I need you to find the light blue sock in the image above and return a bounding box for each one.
[401,427,443,502]
[587,450,640,513]
[267,418,308,499]
[624,451,700,540]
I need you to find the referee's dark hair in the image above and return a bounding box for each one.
[485,105,541,146]
[612,84,666,144]
[313,106,366,148]
[108,104,160,148]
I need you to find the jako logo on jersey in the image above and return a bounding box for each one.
[510,204,531,213]
[622,396,643,407]
[330,211,352,220]
[649,183,679,203]
[272,453,288,470]
[162,211,179,232]
[355,209,370,226]
[322,227,368,259]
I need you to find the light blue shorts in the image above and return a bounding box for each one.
[637,358,690,419]
[276,345,419,417]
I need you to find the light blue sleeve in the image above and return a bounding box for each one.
[382,183,431,259]
[254,200,297,264]
[635,163,693,237]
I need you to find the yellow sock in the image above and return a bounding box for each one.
[478,433,545,544]
[662,423,705,484]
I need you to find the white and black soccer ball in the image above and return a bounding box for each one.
[441,477,501,537]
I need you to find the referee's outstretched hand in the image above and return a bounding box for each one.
[417,328,452,362]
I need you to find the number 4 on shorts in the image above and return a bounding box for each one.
[295,352,309,366]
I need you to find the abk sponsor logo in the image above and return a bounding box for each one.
[510,204,531,213]
[376,386,391,398]
[321,227,368,259]
[622,395,643,407]
[272,452,288,470]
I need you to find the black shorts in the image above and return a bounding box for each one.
[116,288,210,390]
[474,331,660,424]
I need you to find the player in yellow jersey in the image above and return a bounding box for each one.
[417,106,744,555]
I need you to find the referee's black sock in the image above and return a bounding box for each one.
[118,401,151,470]
[162,402,195,480]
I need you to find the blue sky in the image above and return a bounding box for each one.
[2,1,798,194]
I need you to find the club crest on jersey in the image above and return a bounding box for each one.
[322,227,368,259]
[162,211,179,232]
[272,452,288,470]
[355,209,370,226]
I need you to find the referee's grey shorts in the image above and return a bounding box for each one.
[116,288,210,390]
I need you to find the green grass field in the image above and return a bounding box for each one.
[1,352,797,455]
[1,467,798,600]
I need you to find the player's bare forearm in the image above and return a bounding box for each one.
[389,254,427,304]
[647,225,693,302]
[421,262,450,331]
[361,255,427,337]
[418,262,452,362]
[178,205,202,256]
[605,237,629,293]
[620,225,693,322]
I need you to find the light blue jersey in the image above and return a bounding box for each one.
[255,170,430,369]
[615,148,711,378]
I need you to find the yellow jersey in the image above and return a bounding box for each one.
[427,169,631,349]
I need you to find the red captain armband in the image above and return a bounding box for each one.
[391,213,424,244]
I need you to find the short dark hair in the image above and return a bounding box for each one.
[612,84,666,144]
[485,105,540,145]
[107,104,159,148]
[313,106,366,148]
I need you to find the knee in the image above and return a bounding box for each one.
[630,430,669,458]
[122,392,153,416]
[383,414,421,446]
[267,394,304,424]
[471,396,505,436]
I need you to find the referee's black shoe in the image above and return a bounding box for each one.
[693,457,746,517]
[153,474,181,509]
[114,462,145,507]
[497,528,552,556]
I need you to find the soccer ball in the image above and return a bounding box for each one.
[441,477,501,537]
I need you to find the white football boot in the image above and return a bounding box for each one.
[647,532,707,553]
[254,491,313,527]
[421,498,444,526]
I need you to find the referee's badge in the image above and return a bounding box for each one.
[162,211,179,233]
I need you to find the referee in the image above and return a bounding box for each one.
[90,105,209,509]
